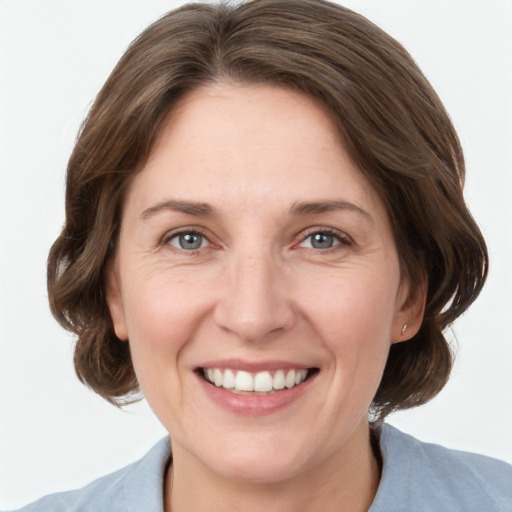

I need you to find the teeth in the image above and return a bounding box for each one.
[235,370,254,391]
[285,369,296,388]
[296,369,307,385]
[202,367,310,393]
[223,369,235,389]
[254,371,273,392]
[273,370,285,390]
[214,368,223,387]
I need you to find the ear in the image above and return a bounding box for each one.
[106,259,129,341]
[391,275,427,344]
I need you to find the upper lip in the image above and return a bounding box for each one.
[197,359,315,372]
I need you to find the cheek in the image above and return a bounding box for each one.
[296,263,400,410]
[299,265,399,345]
[121,270,207,378]
[286,267,400,437]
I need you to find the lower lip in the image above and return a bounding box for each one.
[197,372,317,416]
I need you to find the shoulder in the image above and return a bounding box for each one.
[371,424,512,512]
[6,437,171,512]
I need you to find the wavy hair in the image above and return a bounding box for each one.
[47,0,488,419]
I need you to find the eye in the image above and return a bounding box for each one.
[168,231,208,251]
[299,229,349,250]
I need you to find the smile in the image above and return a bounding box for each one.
[201,368,315,394]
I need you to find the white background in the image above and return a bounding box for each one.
[1,0,511,508]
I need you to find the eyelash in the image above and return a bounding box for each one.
[160,227,353,253]
[161,228,211,253]
[297,227,352,251]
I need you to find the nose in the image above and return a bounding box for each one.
[213,251,296,342]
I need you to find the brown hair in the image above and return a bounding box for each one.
[48,0,488,419]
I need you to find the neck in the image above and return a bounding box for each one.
[165,421,381,512]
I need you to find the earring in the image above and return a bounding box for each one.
[401,324,408,336]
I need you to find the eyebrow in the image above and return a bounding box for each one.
[289,200,374,223]
[140,199,373,222]
[141,200,218,220]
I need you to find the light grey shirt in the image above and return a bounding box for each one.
[7,425,512,511]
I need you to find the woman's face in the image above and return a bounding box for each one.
[108,84,422,483]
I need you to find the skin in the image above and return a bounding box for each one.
[107,83,425,512]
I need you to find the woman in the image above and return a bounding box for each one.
[3,0,511,510]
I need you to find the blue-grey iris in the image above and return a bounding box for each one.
[179,233,203,250]
[311,233,334,249]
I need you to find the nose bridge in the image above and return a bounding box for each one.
[214,243,294,341]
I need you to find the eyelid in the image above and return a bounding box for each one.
[296,226,353,248]
[160,226,213,248]
[159,225,352,251]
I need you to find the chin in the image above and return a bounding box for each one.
[194,434,315,485]
[212,455,306,485]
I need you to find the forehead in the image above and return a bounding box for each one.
[126,83,384,220]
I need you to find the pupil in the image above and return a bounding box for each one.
[180,233,202,250]
[312,233,333,249]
